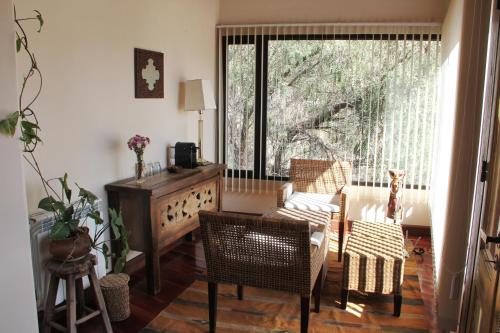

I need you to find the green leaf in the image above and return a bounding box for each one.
[0,112,20,137]
[114,256,126,274]
[77,185,97,204]
[67,219,79,232]
[50,221,70,240]
[38,196,65,213]
[21,120,40,130]
[62,205,74,221]
[110,220,121,238]
[102,243,110,270]
[34,10,43,32]
[87,210,103,224]
[113,210,124,226]
[58,173,72,202]
[16,36,21,52]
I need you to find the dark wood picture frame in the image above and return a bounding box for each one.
[134,48,164,98]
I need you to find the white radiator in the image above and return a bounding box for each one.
[29,199,107,310]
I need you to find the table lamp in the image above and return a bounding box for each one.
[184,79,217,165]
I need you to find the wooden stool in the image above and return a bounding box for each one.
[43,254,112,333]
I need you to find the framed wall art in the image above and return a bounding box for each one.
[134,48,164,98]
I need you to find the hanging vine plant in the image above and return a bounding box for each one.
[1,7,128,268]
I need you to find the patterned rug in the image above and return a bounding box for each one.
[141,243,430,333]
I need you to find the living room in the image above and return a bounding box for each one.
[1,0,498,332]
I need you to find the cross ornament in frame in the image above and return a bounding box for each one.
[134,48,164,98]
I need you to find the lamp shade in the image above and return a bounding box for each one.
[184,79,217,111]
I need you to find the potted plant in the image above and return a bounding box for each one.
[0,9,123,262]
[100,209,132,322]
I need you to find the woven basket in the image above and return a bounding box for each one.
[100,273,130,322]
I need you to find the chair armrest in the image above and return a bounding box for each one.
[339,186,350,223]
[276,182,293,207]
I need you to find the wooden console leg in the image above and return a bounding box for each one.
[340,288,349,310]
[300,297,310,333]
[237,285,244,300]
[208,282,218,333]
[145,249,161,295]
[394,293,402,317]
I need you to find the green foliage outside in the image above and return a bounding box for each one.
[226,36,440,187]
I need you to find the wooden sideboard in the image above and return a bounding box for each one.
[105,164,225,294]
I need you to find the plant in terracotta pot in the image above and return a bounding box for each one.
[38,173,108,261]
[0,9,122,262]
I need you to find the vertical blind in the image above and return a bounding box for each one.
[217,24,441,193]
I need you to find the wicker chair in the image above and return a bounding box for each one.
[277,158,352,261]
[199,210,329,333]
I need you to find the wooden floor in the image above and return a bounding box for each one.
[49,230,439,333]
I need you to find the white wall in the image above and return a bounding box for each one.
[15,0,219,215]
[430,0,491,329]
[0,1,39,332]
[219,0,449,24]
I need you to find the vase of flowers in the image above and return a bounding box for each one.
[127,134,150,183]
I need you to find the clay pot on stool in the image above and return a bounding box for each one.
[49,227,92,261]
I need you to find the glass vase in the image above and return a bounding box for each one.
[135,158,146,183]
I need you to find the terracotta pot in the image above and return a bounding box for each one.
[49,227,92,261]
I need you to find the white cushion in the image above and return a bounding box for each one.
[284,192,340,213]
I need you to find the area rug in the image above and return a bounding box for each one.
[141,243,430,333]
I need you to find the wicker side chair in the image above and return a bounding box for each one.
[199,210,328,333]
[276,158,352,261]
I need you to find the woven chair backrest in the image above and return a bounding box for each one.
[199,210,312,295]
[290,159,352,194]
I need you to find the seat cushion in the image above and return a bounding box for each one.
[284,192,340,213]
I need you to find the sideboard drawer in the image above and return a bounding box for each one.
[155,177,218,244]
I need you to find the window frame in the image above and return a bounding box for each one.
[222,33,440,188]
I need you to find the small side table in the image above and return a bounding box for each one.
[43,254,112,333]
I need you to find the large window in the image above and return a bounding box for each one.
[221,27,441,189]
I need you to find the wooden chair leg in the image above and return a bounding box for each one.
[66,275,77,333]
[237,285,243,300]
[208,282,218,333]
[338,220,345,262]
[75,278,85,317]
[394,293,402,317]
[313,266,323,313]
[340,288,349,310]
[300,297,310,333]
[88,267,113,332]
[43,274,60,333]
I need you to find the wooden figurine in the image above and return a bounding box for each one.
[387,169,405,221]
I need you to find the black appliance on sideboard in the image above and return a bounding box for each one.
[174,142,198,168]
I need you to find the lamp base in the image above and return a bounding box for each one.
[196,158,212,166]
